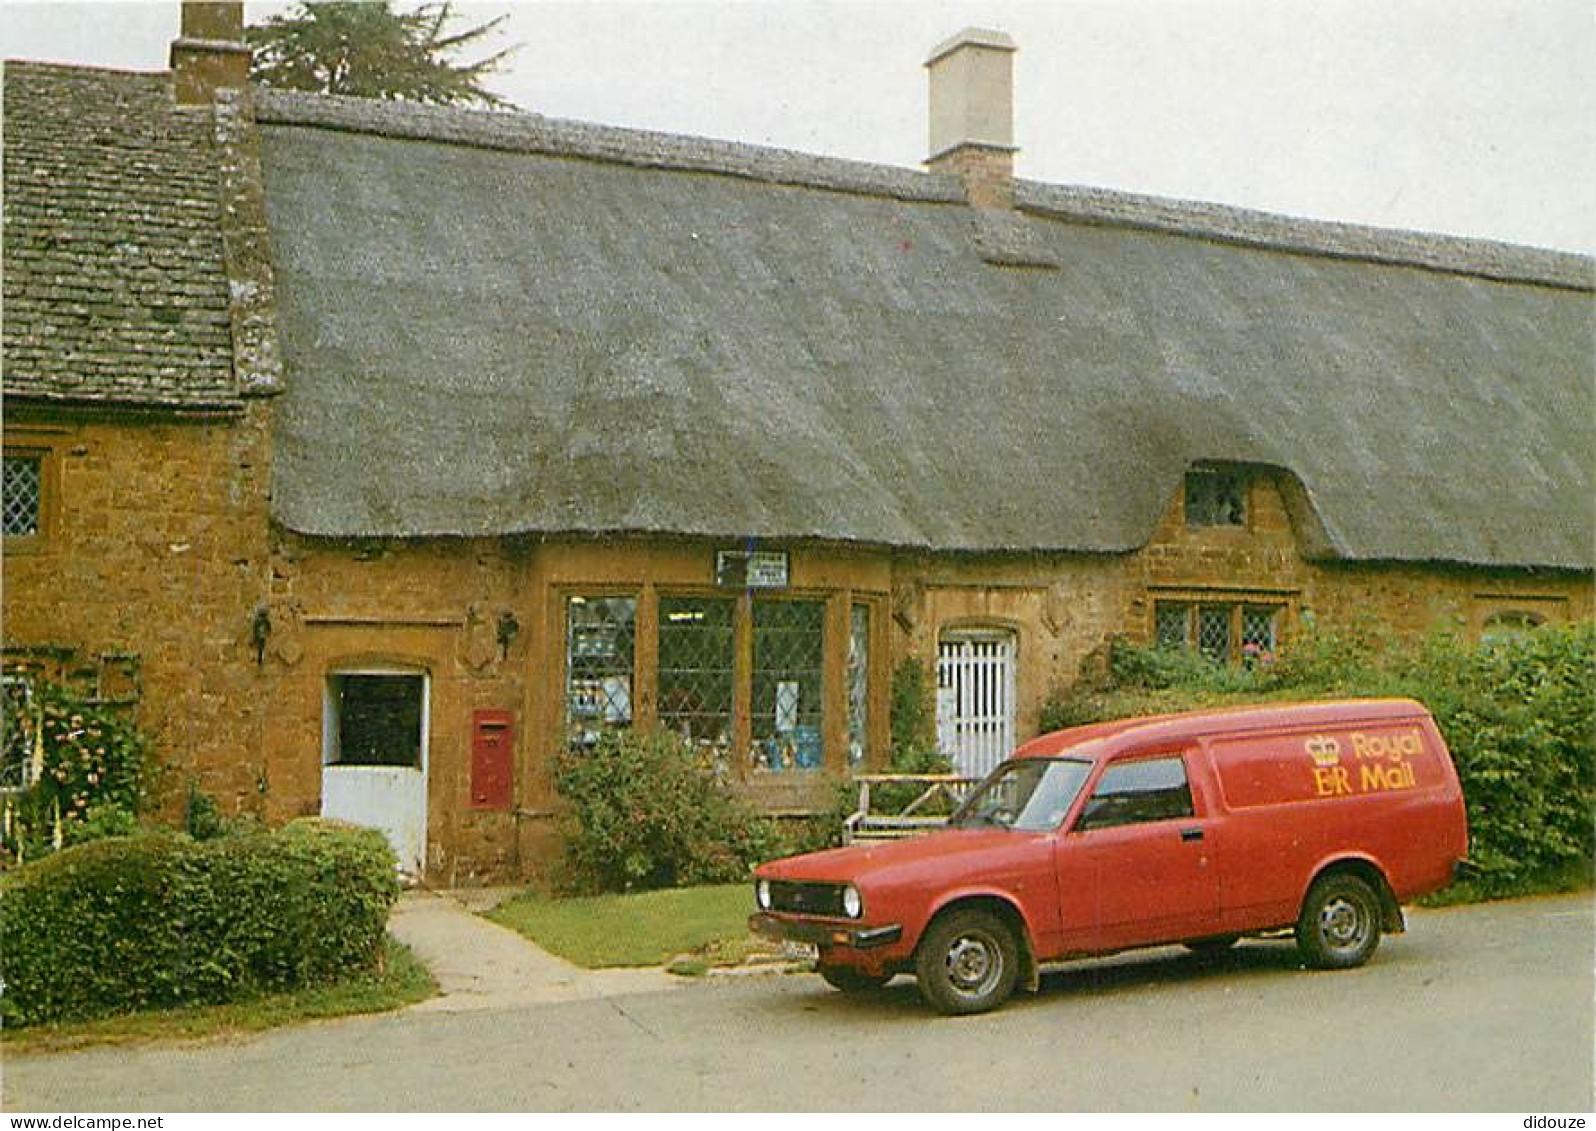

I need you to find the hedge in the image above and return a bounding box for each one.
[0,818,399,1027]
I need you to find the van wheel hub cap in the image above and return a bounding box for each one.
[946,934,999,994]
[1321,897,1367,948]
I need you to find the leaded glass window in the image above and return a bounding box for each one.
[1155,604,1189,650]
[658,596,735,750]
[1241,606,1278,655]
[3,456,41,538]
[566,595,636,748]
[1184,470,1247,527]
[847,604,869,768]
[751,599,824,772]
[1155,600,1280,665]
[1197,605,1231,661]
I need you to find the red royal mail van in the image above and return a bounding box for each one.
[750,699,1468,1014]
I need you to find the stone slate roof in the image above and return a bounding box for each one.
[256,92,1595,570]
[2,62,240,409]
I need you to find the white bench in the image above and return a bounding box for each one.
[842,774,977,845]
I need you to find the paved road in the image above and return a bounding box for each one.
[5,894,1591,1111]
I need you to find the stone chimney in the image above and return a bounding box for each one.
[924,28,1017,209]
[170,1,251,105]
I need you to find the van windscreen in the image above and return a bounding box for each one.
[950,758,1093,832]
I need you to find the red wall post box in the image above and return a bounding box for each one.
[470,709,514,810]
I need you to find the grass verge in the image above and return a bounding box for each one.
[1418,859,1594,908]
[486,883,757,969]
[2,936,437,1056]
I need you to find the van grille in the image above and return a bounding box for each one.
[767,881,846,917]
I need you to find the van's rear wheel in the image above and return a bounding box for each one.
[915,909,1019,1015]
[1297,874,1382,969]
[817,964,893,993]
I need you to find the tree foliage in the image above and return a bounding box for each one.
[247,1,517,108]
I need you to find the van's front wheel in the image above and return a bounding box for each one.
[915,909,1019,1015]
[1297,874,1382,969]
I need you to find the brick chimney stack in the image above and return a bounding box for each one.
[924,28,1018,209]
[170,1,251,105]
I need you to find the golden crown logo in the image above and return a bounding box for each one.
[1306,735,1342,767]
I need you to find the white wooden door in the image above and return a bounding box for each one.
[936,631,1017,779]
[321,671,429,877]
[322,766,426,876]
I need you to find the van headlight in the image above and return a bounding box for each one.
[756,879,771,910]
[842,884,863,919]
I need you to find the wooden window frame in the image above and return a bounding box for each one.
[558,584,886,778]
[748,594,829,776]
[1150,592,1291,665]
[656,590,738,760]
[561,591,641,749]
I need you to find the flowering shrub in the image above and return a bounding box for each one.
[1,681,153,864]
[553,728,783,892]
[1240,641,1275,669]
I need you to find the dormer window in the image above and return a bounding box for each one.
[1184,469,1247,527]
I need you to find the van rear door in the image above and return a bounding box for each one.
[1052,750,1220,952]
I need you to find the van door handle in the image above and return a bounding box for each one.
[1181,828,1204,843]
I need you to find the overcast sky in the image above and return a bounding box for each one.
[4,0,1593,254]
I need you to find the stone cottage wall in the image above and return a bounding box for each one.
[5,448,1588,883]
[3,403,274,817]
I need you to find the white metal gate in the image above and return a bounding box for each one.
[936,631,1016,779]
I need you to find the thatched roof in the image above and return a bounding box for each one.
[256,91,1593,570]
[2,63,240,410]
[8,61,1584,570]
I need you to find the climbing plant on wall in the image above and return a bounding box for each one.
[0,681,153,864]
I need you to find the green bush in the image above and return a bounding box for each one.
[872,656,957,813]
[889,657,939,761]
[183,780,262,841]
[59,804,141,848]
[1423,626,1594,892]
[552,728,783,892]
[1,681,154,863]
[1038,688,1112,733]
[0,818,398,1027]
[1043,621,1595,899]
[782,794,854,855]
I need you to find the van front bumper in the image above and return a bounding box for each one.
[749,913,903,950]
